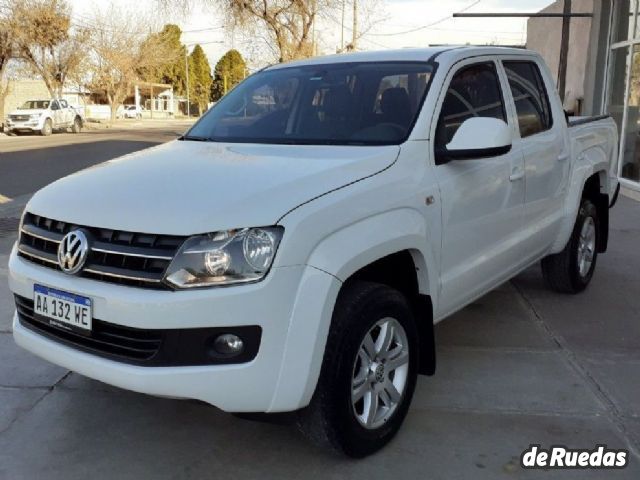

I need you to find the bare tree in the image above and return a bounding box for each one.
[86,5,179,123]
[159,0,384,64]
[10,0,88,98]
[0,7,14,123]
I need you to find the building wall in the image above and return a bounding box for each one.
[526,0,594,113]
[2,80,50,119]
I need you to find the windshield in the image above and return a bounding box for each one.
[20,100,50,110]
[185,61,434,145]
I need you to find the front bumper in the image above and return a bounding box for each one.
[9,246,340,412]
[6,120,40,131]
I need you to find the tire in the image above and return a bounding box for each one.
[40,119,52,136]
[71,117,81,133]
[541,199,599,293]
[297,281,419,457]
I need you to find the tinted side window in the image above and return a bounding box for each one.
[436,62,506,147]
[503,61,552,137]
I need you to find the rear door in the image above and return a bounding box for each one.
[432,58,526,317]
[59,99,73,126]
[500,58,568,256]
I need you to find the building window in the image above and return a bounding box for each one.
[606,0,640,187]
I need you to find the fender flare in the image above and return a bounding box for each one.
[306,208,435,295]
[550,149,609,254]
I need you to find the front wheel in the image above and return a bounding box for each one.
[40,119,52,136]
[541,199,599,293]
[297,281,418,457]
[71,117,81,133]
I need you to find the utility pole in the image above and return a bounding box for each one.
[557,0,571,105]
[184,48,190,118]
[352,0,358,51]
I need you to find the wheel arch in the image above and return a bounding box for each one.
[581,170,610,253]
[550,155,610,254]
[344,250,436,376]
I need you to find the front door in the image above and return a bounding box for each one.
[432,59,526,317]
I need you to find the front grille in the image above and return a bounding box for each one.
[15,295,162,362]
[17,213,186,289]
[10,114,29,121]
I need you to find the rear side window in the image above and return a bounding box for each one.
[503,61,552,137]
[436,62,506,147]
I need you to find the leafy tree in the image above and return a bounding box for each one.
[188,44,212,114]
[10,0,88,97]
[211,49,246,101]
[139,24,188,95]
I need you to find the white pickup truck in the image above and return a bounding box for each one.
[8,47,619,457]
[5,99,83,136]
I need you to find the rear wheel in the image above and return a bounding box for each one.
[541,199,599,293]
[40,119,52,136]
[297,281,418,457]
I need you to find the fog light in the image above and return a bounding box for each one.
[213,333,244,355]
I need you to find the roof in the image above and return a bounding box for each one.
[266,46,535,71]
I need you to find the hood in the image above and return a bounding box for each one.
[11,109,45,116]
[27,140,399,235]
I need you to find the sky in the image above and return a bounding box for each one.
[69,0,556,70]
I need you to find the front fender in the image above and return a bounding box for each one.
[269,209,436,411]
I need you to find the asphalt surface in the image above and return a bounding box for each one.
[0,120,191,199]
[0,122,639,478]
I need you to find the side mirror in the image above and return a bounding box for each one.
[436,117,512,164]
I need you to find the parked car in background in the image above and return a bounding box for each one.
[9,47,619,457]
[123,105,143,119]
[5,99,83,136]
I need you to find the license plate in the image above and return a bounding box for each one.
[33,284,92,333]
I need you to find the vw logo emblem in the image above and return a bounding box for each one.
[57,230,89,275]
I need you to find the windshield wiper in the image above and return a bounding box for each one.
[178,135,211,142]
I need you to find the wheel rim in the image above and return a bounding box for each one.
[351,317,409,430]
[577,216,596,277]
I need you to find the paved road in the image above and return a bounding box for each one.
[0,120,192,200]
[0,124,639,478]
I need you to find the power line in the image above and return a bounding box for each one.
[365,0,482,36]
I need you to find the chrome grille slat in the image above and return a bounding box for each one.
[18,244,59,265]
[17,213,186,290]
[21,224,63,243]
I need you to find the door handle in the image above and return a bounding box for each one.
[509,168,525,182]
[557,152,569,162]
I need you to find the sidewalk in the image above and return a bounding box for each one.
[0,196,638,479]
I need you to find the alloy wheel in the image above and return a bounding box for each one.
[351,317,409,429]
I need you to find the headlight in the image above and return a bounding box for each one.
[30,114,40,120]
[164,226,283,288]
